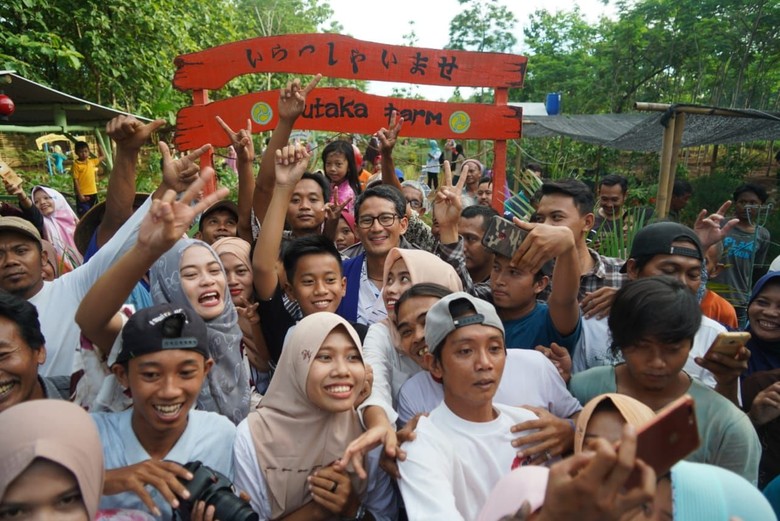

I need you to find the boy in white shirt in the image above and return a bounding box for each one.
[397,292,540,521]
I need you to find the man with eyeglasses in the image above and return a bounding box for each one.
[401,180,428,218]
[338,185,413,325]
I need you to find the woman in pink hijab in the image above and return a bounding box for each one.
[32,185,83,270]
[0,400,103,520]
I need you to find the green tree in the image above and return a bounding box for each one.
[446,0,517,54]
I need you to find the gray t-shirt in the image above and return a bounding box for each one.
[712,225,770,309]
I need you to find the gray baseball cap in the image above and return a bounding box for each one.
[425,292,504,355]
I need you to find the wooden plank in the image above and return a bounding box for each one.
[174,33,527,91]
[175,87,522,151]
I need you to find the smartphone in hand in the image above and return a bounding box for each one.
[481,215,527,259]
[705,332,751,358]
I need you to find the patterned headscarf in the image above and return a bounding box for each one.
[150,238,249,424]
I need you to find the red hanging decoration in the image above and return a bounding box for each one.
[0,94,15,119]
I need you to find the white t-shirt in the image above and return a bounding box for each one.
[357,321,422,426]
[398,402,539,521]
[31,197,151,377]
[92,407,235,521]
[397,349,581,426]
[232,420,398,521]
[571,314,722,389]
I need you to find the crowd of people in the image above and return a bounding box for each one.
[1,74,779,521]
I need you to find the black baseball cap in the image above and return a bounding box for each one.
[620,222,703,273]
[117,304,209,364]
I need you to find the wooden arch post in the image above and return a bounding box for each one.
[172,34,527,212]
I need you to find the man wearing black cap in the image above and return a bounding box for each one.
[195,200,239,245]
[576,221,748,405]
[93,304,235,519]
[398,292,539,521]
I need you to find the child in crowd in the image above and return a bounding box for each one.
[489,222,582,352]
[71,141,105,217]
[233,312,397,520]
[335,209,358,250]
[32,185,83,270]
[322,140,361,214]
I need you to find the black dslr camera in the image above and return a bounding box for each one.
[174,461,258,521]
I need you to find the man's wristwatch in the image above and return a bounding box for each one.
[341,503,367,521]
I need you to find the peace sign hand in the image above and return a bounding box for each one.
[278,74,322,122]
[376,110,404,154]
[216,116,255,162]
[433,160,467,230]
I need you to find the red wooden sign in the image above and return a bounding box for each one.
[174,33,527,91]
[175,88,522,150]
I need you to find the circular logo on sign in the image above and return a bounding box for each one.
[449,111,471,134]
[251,102,273,125]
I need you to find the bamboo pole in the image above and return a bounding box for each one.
[664,112,687,215]
[634,102,776,119]
[655,112,677,218]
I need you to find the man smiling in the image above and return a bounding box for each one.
[0,292,69,413]
[92,303,235,519]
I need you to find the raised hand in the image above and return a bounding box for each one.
[510,219,576,274]
[694,200,739,249]
[535,342,572,383]
[216,116,255,162]
[159,141,210,193]
[278,74,322,122]
[324,191,353,222]
[274,143,311,188]
[376,110,404,154]
[107,115,166,151]
[138,167,229,256]
[433,160,466,229]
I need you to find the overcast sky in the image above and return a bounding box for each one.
[327,0,614,101]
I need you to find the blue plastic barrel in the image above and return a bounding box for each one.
[545,92,561,115]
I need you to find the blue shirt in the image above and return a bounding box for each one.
[92,408,236,520]
[502,301,581,353]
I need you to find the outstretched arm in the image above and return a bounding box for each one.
[377,110,404,191]
[254,74,321,226]
[76,169,228,353]
[99,116,166,249]
[252,144,311,300]
[512,220,580,337]
[217,116,256,242]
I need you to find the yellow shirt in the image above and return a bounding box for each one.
[71,158,101,195]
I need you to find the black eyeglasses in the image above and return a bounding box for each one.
[408,200,423,209]
[357,213,398,229]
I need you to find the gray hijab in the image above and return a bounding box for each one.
[150,238,249,424]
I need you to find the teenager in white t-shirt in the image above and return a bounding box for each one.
[397,292,543,521]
